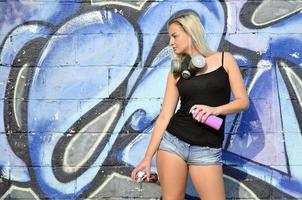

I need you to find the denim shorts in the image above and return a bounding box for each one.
[158,130,222,165]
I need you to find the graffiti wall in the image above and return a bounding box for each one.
[0,0,301,199]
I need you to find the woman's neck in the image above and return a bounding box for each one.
[186,48,200,57]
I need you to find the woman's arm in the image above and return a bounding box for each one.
[216,52,249,115]
[131,71,179,181]
[144,72,179,160]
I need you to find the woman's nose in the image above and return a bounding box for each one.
[169,38,174,46]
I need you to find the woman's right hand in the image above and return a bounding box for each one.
[131,158,152,182]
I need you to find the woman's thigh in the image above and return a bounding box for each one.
[156,150,188,200]
[188,164,225,200]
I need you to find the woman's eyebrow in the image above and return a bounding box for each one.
[170,32,177,36]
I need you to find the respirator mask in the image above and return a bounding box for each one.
[171,54,206,79]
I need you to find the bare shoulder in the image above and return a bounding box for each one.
[208,51,225,62]
[223,51,235,58]
[222,51,238,74]
[206,51,223,66]
[167,71,179,85]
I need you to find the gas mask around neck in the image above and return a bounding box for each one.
[178,54,206,79]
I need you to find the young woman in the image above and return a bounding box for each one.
[131,12,249,200]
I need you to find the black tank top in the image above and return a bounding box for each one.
[166,52,231,148]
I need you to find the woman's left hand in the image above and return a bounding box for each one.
[189,104,219,123]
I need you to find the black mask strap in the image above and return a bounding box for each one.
[182,55,191,70]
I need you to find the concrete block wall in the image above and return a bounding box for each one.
[0,0,301,199]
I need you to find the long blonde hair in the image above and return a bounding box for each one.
[168,12,214,78]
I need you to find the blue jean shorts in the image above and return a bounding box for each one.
[158,131,222,165]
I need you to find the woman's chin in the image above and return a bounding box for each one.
[174,49,182,54]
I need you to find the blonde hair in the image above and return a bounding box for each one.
[167,12,214,78]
